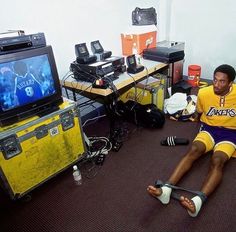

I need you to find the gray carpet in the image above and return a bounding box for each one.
[0,117,236,232]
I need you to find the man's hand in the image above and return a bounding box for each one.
[191,112,200,122]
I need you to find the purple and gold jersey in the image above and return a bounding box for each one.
[197,84,236,129]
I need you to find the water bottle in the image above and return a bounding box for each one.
[73,165,82,185]
[132,42,138,56]
[132,42,141,64]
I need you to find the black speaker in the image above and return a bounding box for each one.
[76,56,97,64]
[75,43,97,64]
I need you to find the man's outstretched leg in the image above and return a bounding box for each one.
[147,141,206,204]
[179,151,229,217]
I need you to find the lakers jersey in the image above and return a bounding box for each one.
[197,84,236,129]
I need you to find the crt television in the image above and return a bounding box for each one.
[0,45,63,126]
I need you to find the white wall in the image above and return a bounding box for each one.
[2,0,234,81]
[169,0,236,79]
[0,0,161,78]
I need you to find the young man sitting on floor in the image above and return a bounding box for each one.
[147,64,236,217]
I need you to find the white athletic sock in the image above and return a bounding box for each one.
[187,196,203,217]
[157,186,172,204]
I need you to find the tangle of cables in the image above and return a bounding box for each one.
[85,136,112,165]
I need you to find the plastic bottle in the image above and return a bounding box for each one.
[132,42,138,56]
[73,165,82,185]
[132,42,141,64]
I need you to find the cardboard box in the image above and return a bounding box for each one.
[121,26,157,56]
[0,99,86,199]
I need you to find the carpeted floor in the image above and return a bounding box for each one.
[0,116,236,232]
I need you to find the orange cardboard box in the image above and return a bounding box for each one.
[121,26,157,56]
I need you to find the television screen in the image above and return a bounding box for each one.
[0,46,63,126]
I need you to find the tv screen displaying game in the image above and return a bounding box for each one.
[0,45,63,126]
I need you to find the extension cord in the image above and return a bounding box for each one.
[87,150,108,159]
[83,132,91,147]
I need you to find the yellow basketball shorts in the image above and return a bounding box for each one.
[194,124,236,158]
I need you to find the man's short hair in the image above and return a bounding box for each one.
[214,64,236,82]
